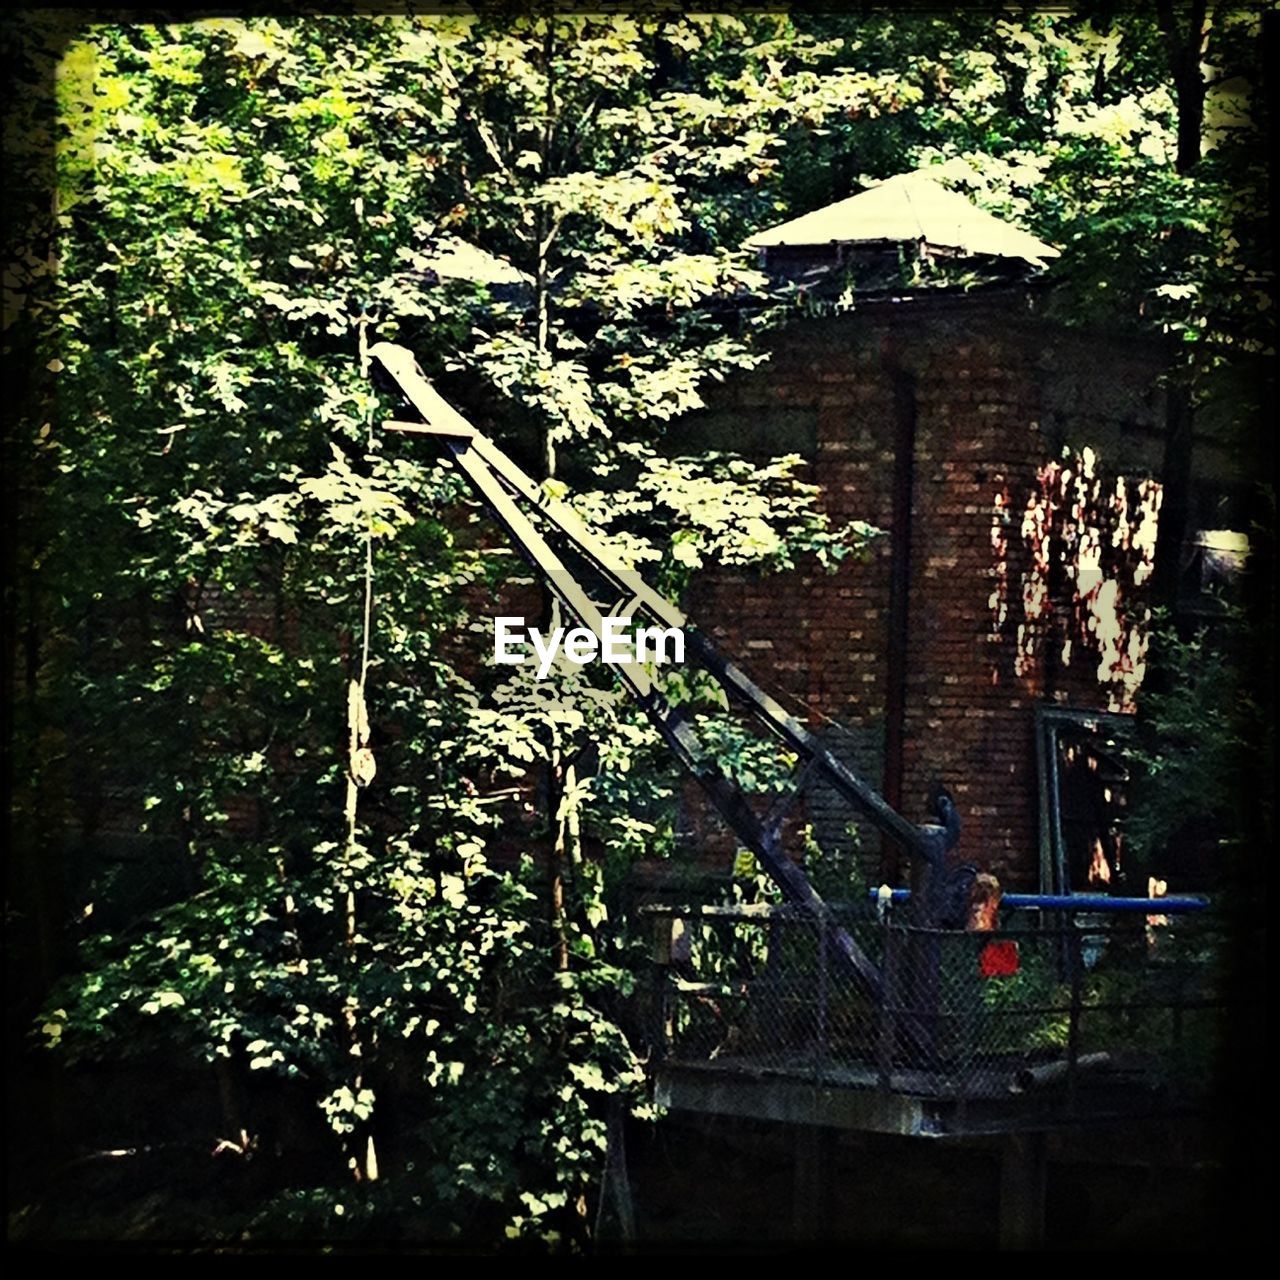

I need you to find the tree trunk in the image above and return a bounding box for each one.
[1148,0,1211,698]
[1156,0,1210,175]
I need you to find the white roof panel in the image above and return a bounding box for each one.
[415,235,532,286]
[743,172,1059,265]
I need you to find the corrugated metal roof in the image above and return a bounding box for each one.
[743,172,1059,265]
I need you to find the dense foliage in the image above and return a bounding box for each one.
[4,6,1269,1247]
[1123,605,1267,881]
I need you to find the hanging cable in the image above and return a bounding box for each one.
[336,307,379,1184]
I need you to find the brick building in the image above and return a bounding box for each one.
[186,180,1254,899]
[676,173,1252,893]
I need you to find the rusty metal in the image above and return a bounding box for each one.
[370,342,964,1004]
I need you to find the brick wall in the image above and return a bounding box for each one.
[174,290,1197,896]
[685,290,1175,890]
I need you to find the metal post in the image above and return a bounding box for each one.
[653,915,676,1061]
[998,1132,1048,1249]
[1066,924,1084,1116]
[877,923,899,1090]
[815,913,829,1079]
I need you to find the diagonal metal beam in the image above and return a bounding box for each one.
[384,413,927,860]
[407,428,885,997]
[370,342,953,1011]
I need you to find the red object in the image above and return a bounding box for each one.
[979,939,1020,977]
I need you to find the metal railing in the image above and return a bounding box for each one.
[642,902,1231,1105]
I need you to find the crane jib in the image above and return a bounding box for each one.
[368,342,960,1014]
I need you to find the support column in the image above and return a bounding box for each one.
[793,1125,833,1239]
[998,1131,1048,1249]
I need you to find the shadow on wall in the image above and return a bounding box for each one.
[990,445,1162,713]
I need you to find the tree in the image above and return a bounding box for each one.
[14,13,874,1245]
[1122,607,1264,884]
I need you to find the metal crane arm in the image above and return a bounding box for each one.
[369,342,957,1000]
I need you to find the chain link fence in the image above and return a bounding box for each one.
[643,902,1230,1104]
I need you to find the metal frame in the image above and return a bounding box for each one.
[1034,706,1137,897]
[369,342,958,1002]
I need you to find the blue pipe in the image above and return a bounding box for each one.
[867,888,1209,913]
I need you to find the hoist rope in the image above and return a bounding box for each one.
[345,315,378,791]
[357,315,376,694]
